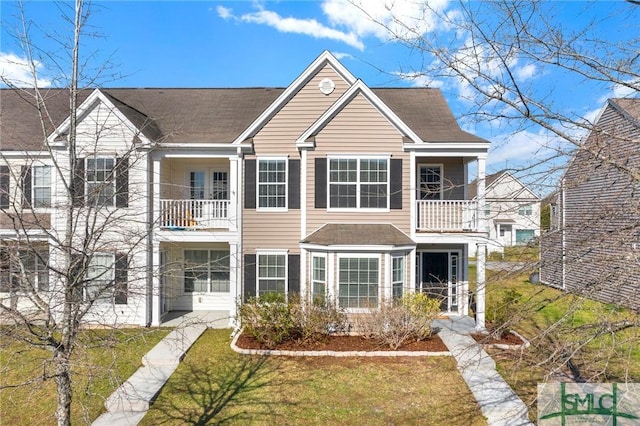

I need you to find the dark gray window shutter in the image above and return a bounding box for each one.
[390,159,403,210]
[0,246,10,292]
[244,160,256,209]
[1,166,10,209]
[315,158,327,209]
[70,253,84,302]
[288,159,300,209]
[115,157,129,208]
[114,253,128,304]
[288,254,300,296]
[244,254,256,301]
[73,158,85,207]
[21,166,32,208]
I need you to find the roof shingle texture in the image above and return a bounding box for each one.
[2,86,486,151]
[302,223,415,246]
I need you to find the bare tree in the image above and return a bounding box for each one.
[348,0,640,387]
[1,1,157,424]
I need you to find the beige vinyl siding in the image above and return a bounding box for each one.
[416,157,466,200]
[243,64,351,252]
[306,92,411,234]
[75,102,140,155]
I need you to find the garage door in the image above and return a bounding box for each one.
[515,229,535,245]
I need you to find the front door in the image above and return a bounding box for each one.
[188,170,229,225]
[417,252,459,312]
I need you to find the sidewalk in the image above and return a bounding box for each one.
[434,316,533,426]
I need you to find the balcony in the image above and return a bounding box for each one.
[160,199,232,230]
[416,200,478,232]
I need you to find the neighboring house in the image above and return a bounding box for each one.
[471,170,541,253]
[0,51,492,328]
[540,98,640,311]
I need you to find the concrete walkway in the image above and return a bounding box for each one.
[92,311,231,426]
[434,316,533,426]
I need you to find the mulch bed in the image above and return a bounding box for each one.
[235,333,449,352]
[470,330,526,346]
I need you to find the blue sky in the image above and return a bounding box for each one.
[1,1,638,190]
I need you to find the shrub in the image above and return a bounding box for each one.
[238,293,298,349]
[487,289,521,338]
[237,294,347,349]
[358,293,441,349]
[294,296,348,345]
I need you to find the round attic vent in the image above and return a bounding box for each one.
[319,78,335,95]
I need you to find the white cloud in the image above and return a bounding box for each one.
[322,0,450,41]
[0,52,51,88]
[393,71,443,88]
[216,5,233,20]
[332,52,354,61]
[514,63,537,81]
[488,129,567,169]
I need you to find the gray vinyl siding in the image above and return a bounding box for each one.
[416,157,466,200]
[544,103,640,310]
[243,64,350,252]
[306,93,411,234]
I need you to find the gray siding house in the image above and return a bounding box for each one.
[540,98,640,311]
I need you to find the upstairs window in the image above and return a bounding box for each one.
[519,204,533,216]
[32,166,52,208]
[86,158,115,207]
[329,158,388,209]
[418,165,442,200]
[257,159,287,209]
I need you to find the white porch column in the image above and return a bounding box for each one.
[229,242,239,327]
[475,242,487,331]
[150,158,162,326]
[476,156,486,232]
[229,158,238,232]
[151,241,161,326]
[461,245,469,316]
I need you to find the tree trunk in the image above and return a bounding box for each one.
[53,348,72,426]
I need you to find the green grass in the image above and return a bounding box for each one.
[142,329,487,425]
[483,273,640,420]
[0,328,170,425]
[487,245,539,262]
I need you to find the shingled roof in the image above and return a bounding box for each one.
[1,86,487,151]
[301,223,415,246]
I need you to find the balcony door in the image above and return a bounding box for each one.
[189,170,229,225]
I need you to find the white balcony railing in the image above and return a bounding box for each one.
[160,199,231,230]
[416,200,478,232]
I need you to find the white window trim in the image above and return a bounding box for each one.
[182,248,231,294]
[31,165,53,211]
[417,163,444,201]
[256,157,288,212]
[327,155,390,212]
[310,252,327,301]
[85,252,115,303]
[391,253,405,299]
[86,157,116,207]
[336,253,381,312]
[256,249,288,297]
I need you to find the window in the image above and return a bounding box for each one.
[257,253,286,296]
[190,171,206,200]
[32,166,51,208]
[418,165,442,200]
[184,250,230,293]
[329,158,388,209]
[311,255,326,302]
[338,257,379,308]
[258,159,286,208]
[212,172,229,200]
[518,204,533,216]
[85,253,115,301]
[86,158,115,206]
[484,202,491,217]
[392,255,404,299]
[0,244,49,292]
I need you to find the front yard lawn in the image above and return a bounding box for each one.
[0,328,170,425]
[142,329,487,425]
[484,271,640,421]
